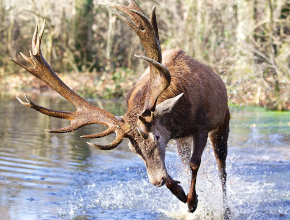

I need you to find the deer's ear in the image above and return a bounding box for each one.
[154,93,183,118]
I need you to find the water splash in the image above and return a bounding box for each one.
[58,144,229,219]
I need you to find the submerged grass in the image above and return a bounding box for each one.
[230,106,290,135]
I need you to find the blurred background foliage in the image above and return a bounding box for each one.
[0,0,290,109]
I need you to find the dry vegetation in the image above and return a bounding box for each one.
[0,0,290,109]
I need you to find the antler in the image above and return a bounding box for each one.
[10,20,130,150]
[100,0,171,120]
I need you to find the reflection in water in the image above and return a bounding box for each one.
[0,93,289,219]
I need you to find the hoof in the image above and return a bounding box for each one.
[174,187,187,203]
[166,179,187,203]
[188,195,198,213]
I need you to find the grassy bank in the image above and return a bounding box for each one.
[0,67,136,99]
[2,66,290,111]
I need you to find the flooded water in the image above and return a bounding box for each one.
[0,93,289,220]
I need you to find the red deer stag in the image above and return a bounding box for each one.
[11,0,230,215]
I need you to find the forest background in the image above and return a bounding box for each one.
[0,0,290,110]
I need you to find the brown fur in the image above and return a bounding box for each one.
[127,49,228,136]
[124,48,230,214]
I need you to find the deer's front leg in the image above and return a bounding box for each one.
[166,175,187,203]
[187,130,208,213]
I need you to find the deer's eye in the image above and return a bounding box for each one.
[156,134,160,141]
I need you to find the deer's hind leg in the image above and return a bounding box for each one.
[209,108,230,218]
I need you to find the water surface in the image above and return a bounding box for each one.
[0,93,289,219]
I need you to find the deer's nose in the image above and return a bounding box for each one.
[157,177,165,187]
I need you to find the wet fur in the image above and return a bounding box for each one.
[127,49,228,137]
[125,48,230,214]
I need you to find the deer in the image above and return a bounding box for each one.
[10,0,230,216]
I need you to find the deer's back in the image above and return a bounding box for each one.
[127,49,228,136]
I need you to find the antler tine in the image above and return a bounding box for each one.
[87,127,125,150]
[129,9,154,31]
[111,12,140,33]
[10,57,32,74]
[33,20,45,56]
[16,94,94,134]
[150,6,159,43]
[134,55,171,86]
[99,1,161,63]
[16,94,72,119]
[134,55,171,119]
[10,20,130,149]
[32,24,38,52]
[80,127,114,138]
[44,124,81,133]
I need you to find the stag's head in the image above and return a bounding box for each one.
[118,91,183,186]
[11,0,183,188]
[95,0,184,186]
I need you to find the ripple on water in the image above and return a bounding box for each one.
[0,95,290,219]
